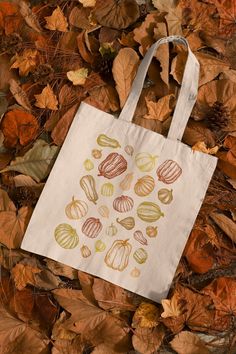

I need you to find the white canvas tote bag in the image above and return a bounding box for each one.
[21,35,217,302]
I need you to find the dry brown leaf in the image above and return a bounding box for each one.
[144,94,175,121]
[1,109,39,148]
[0,304,49,354]
[0,247,27,270]
[77,271,97,305]
[0,188,16,212]
[183,121,215,148]
[210,212,236,243]
[93,0,139,30]
[192,141,219,155]
[10,49,39,76]
[228,178,236,189]
[19,1,42,33]
[170,331,210,354]
[220,69,236,83]
[93,278,137,311]
[215,0,236,38]
[161,293,181,318]
[79,0,96,7]
[154,23,169,86]
[86,84,119,112]
[9,79,32,111]
[0,206,32,249]
[77,30,95,64]
[12,263,42,290]
[152,0,183,35]
[44,6,68,32]
[51,104,79,146]
[132,326,165,354]
[69,7,94,30]
[34,84,58,110]
[46,259,78,280]
[132,302,160,328]
[112,47,139,107]
[13,174,38,187]
[193,79,236,131]
[52,337,84,354]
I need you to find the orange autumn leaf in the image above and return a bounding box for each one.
[0,2,22,35]
[132,302,160,328]
[1,109,39,148]
[144,94,175,121]
[161,293,181,318]
[192,141,219,155]
[170,331,210,354]
[34,84,58,110]
[11,49,39,76]
[44,6,68,32]
[215,0,236,38]
[0,206,32,249]
[12,263,42,290]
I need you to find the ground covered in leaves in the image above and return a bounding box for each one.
[0,0,236,353]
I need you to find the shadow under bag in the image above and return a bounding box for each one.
[21,35,217,302]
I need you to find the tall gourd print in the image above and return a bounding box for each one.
[105,239,132,271]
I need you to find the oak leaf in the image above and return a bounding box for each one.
[0,206,32,249]
[12,263,41,290]
[1,109,39,148]
[11,49,39,76]
[161,293,181,318]
[67,68,88,85]
[152,0,183,35]
[9,79,32,111]
[93,0,139,30]
[132,302,160,328]
[112,47,139,107]
[215,0,236,38]
[34,84,58,110]
[170,331,210,354]
[144,94,175,121]
[45,6,68,32]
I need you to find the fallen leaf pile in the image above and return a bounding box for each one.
[0,0,235,353]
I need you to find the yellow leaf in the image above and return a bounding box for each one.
[34,84,58,110]
[132,302,160,328]
[66,68,88,86]
[79,0,96,7]
[44,6,68,32]
[161,293,181,318]
[10,49,38,76]
[192,141,219,155]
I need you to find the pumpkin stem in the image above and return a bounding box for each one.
[72,195,75,202]
[123,239,129,244]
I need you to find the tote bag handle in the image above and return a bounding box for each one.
[118,35,200,142]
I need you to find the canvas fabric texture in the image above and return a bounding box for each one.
[21,35,217,303]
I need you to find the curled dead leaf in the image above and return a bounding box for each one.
[210,212,236,243]
[9,79,32,111]
[19,1,42,33]
[132,302,160,328]
[192,141,219,155]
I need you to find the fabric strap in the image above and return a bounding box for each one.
[118,35,200,142]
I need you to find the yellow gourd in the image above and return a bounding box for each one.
[95,240,106,252]
[98,205,109,218]
[116,216,135,230]
[80,175,98,204]
[135,152,158,172]
[158,188,173,204]
[134,175,155,197]
[133,248,148,264]
[54,223,79,249]
[146,226,158,238]
[92,149,102,159]
[65,196,88,220]
[101,182,114,197]
[137,202,164,222]
[83,159,94,171]
[104,239,132,271]
[97,134,121,148]
[80,245,91,258]
[106,223,118,236]
[119,173,133,191]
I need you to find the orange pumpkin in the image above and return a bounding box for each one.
[156,160,182,184]
[113,195,134,213]
[104,239,132,271]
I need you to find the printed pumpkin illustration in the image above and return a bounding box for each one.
[92,149,102,159]
[130,267,140,278]
[65,196,88,220]
[116,216,135,230]
[106,223,118,237]
[156,160,182,184]
[134,175,155,197]
[80,245,91,258]
[98,152,127,179]
[54,223,79,249]
[80,175,98,204]
[124,145,134,156]
[133,230,148,245]
[133,248,148,264]
[135,152,157,172]
[82,217,102,238]
[95,240,106,252]
[97,134,121,148]
[137,202,164,222]
[146,226,158,238]
[83,159,94,171]
[101,182,114,196]
[158,188,173,204]
[104,239,132,271]
[113,195,134,213]
[98,205,109,218]
[119,173,133,191]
